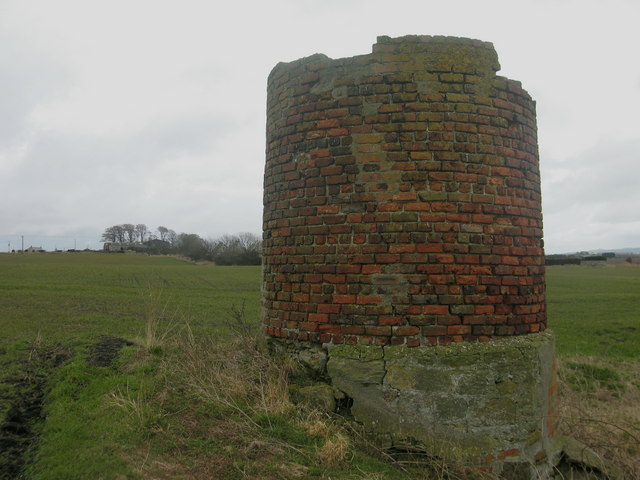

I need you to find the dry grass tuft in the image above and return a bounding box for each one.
[276,462,309,478]
[305,418,330,439]
[108,383,150,427]
[173,322,294,422]
[318,432,351,468]
[141,287,177,353]
[558,356,640,478]
[164,303,302,460]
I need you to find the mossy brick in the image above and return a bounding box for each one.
[289,384,336,412]
[435,396,469,419]
[329,343,384,361]
[264,35,544,347]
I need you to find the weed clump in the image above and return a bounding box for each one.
[174,315,294,419]
[564,361,625,392]
[141,286,178,354]
[162,308,424,478]
[558,356,640,478]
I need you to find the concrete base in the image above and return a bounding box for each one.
[326,332,560,478]
[272,332,560,478]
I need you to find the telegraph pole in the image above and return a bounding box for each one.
[21,235,24,253]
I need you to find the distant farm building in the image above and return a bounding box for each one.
[103,242,128,252]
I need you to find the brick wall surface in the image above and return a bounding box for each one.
[263,35,545,347]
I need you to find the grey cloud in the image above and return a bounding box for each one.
[541,139,640,251]
[137,114,232,157]
[0,35,68,147]
[0,110,261,237]
[543,139,640,213]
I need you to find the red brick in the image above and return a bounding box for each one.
[456,275,478,285]
[307,313,329,323]
[357,295,381,305]
[317,119,340,129]
[323,274,346,284]
[310,148,330,159]
[393,326,420,336]
[389,244,416,253]
[447,325,471,335]
[423,305,449,315]
[361,264,383,274]
[342,325,365,335]
[317,304,341,314]
[376,254,401,263]
[328,128,349,136]
[365,326,392,336]
[474,305,495,314]
[318,324,341,333]
[417,243,444,253]
[337,265,361,274]
[422,325,447,336]
[379,316,403,326]
[428,274,451,284]
[333,294,356,304]
[378,202,401,212]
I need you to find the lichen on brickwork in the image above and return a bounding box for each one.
[264,35,544,347]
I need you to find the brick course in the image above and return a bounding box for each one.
[263,35,545,346]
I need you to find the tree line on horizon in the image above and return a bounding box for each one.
[100,224,261,265]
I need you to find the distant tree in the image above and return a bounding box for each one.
[135,224,148,242]
[100,224,261,264]
[167,229,177,246]
[122,224,136,243]
[235,232,262,264]
[143,238,173,254]
[176,233,208,261]
[116,225,126,243]
[101,226,118,243]
[101,224,126,243]
[209,232,261,265]
[157,226,169,242]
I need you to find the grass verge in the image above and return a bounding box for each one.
[557,356,640,479]
[19,320,412,479]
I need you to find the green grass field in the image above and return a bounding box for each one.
[0,252,261,343]
[0,253,638,479]
[546,263,640,358]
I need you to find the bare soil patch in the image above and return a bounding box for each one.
[0,344,70,479]
[87,335,134,367]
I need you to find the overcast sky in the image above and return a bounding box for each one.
[1,0,639,254]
